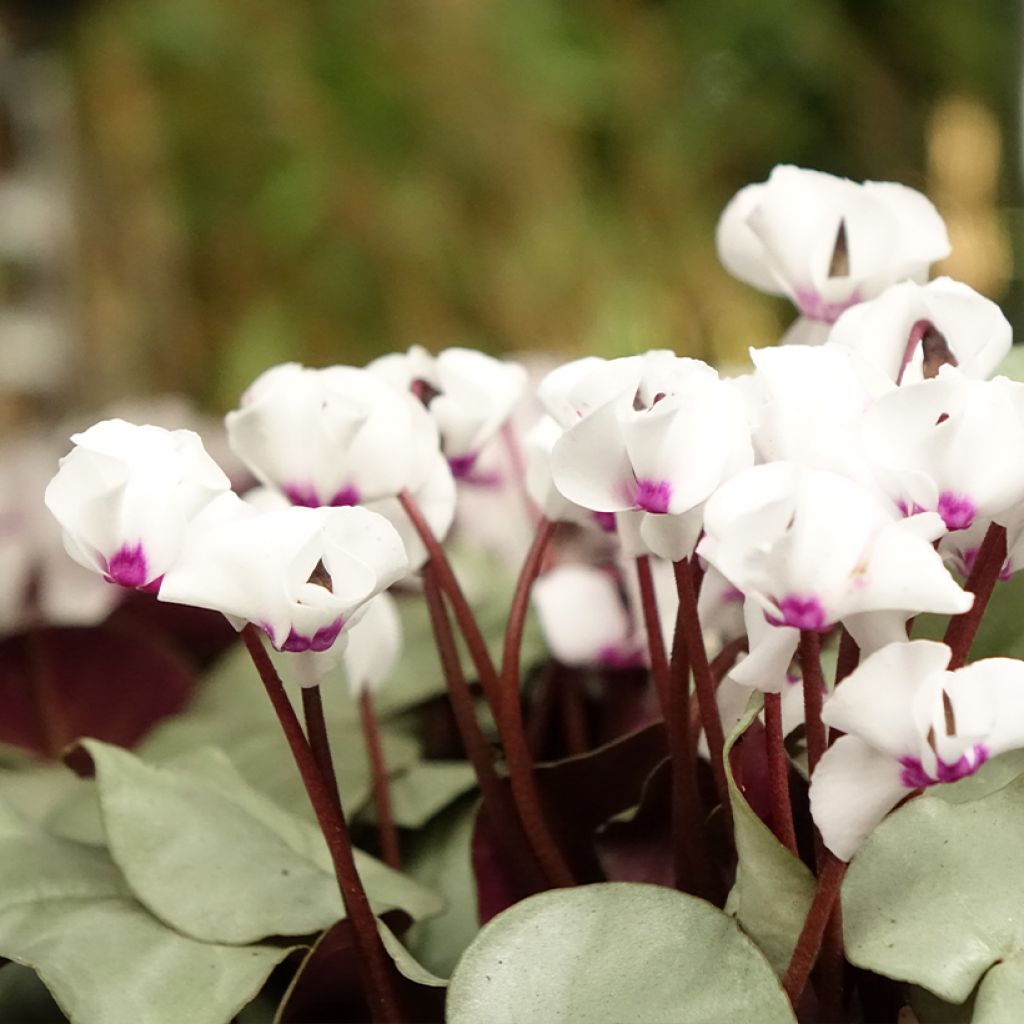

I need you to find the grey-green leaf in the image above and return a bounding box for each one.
[446,882,796,1024]
[86,739,440,944]
[843,774,1024,1004]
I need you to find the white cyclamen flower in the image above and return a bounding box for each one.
[810,640,1024,860]
[159,495,408,655]
[44,419,231,591]
[342,592,402,697]
[862,369,1024,532]
[717,165,949,344]
[369,345,527,479]
[828,277,1011,385]
[551,353,753,560]
[697,462,972,633]
[226,362,439,507]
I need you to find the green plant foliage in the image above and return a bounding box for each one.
[371,760,477,830]
[404,797,480,979]
[843,773,1024,1006]
[85,739,441,944]
[446,882,796,1024]
[724,693,815,976]
[0,798,296,1024]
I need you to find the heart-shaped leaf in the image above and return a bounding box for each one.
[447,882,796,1023]
[85,739,441,944]
[843,772,1024,1004]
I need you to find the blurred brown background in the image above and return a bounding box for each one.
[0,0,1017,420]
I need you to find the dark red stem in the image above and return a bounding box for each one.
[241,625,403,1024]
[782,851,848,1008]
[301,685,342,816]
[944,522,1007,669]
[398,490,504,726]
[673,558,731,831]
[421,564,546,893]
[358,690,402,871]
[559,671,588,756]
[763,691,798,856]
[800,631,827,776]
[501,517,575,888]
[637,556,714,898]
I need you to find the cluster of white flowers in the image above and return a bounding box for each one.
[44,165,1024,861]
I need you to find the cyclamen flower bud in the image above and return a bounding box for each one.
[828,277,1011,385]
[810,640,1024,860]
[369,345,527,480]
[43,419,231,592]
[158,495,408,656]
[717,165,949,344]
[225,362,440,508]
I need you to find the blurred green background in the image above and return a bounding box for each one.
[0,0,1019,416]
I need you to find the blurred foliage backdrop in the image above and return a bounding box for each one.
[1,0,1020,413]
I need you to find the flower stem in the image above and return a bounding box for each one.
[636,556,715,899]
[301,685,342,815]
[799,631,827,776]
[944,522,1007,669]
[398,490,504,726]
[673,558,731,832]
[421,564,547,893]
[240,625,403,1024]
[782,851,847,1009]
[559,671,588,756]
[763,691,798,856]
[358,690,402,871]
[501,517,575,888]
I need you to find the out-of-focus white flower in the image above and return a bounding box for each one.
[827,278,1011,386]
[697,463,972,635]
[369,346,527,480]
[44,419,231,592]
[810,640,1024,860]
[697,565,747,655]
[532,563,643,668]
[717,165,949,344]
[226,362,439,507]
[550,353,753,561]
[862,369,1024,532]
[158,495,408,660]
[342,592,402,697]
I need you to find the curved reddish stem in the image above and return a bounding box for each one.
[764,691,798,856]
[241,625,403,1023]
[359,690,402,871]
[301,685,342,816]
[501,518,575,888]
[799,631,827,776]
[944,522,1007,669]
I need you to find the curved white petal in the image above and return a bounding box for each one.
[715,182,785,295]
[343,592,402,696]
[550,400,635,512]
[809,735,908,861]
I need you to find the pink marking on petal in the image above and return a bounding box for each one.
[896,498,926,518]
[765,594,830,632]
[1000,560,1013,582]
[899,743,988,788]
[281,616,345,653]
[635,478,672,514]
[592,511,617,533]
[329,485,360,507]
[104,543,149,589]
[448,452,480,480]
[597,644,645,670]
[937,492,976,532]
[793,288,862,323]
[283,482,321,508]
[722,586,745,604]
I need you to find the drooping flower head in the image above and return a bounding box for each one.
[226,362,440,508]
[810,640,1024,859]
[44,419,232,593]
[158,495,408,658]
[369,345,527,481]
[717,165,950,344]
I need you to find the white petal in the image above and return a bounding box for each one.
[343,592,402,696]
[715,181,785,295]
[809,735,908,861]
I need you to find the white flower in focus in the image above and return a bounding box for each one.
[342,592,402,697]
[810,641,1024,860]
[44,419,231,592]
[158,495,408,658]
[697,463,972,634]
[369,346,527,480]
[827,277,1011,386]
[551,354,753,561]
[532,564,643,669]
[226,363,439,507]
[717,166,949,344]
[862,369,1024,532]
